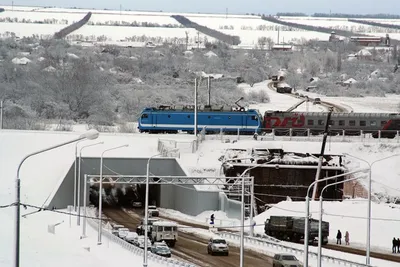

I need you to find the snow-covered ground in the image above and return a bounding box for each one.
[295,89,400,113]
[4,6,400,45]
[0,206,168,267]
[2,126,400,266]
[242,80,329,113]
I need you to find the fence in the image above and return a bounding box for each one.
[206,128,400,144]
[85,208,197,267]
[157,139,198,154]
[218,231,375,267]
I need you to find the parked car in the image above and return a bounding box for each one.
[111,224,125,236]
[118,227,130,239]
[314,97,321,104]
[151,244,172,258]
[153,241,168,248]
[207,237,229,256]
[124,232,138,244]
[132,201,142,208]
[135,236,152,250]
[149,205,159,217]
[272,253,303,267]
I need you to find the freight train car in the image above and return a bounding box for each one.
[264,110,400,138]
[138,105,262,134]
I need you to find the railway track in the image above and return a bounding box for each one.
[103,208,273,267]
[267,80,348,113]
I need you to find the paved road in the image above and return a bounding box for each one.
[103,208,273,267]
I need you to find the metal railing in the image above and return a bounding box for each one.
[85,209,197,267]
[208,128,400,143]
[218,231,376,267]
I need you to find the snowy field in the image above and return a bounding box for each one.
[3,6,400,45]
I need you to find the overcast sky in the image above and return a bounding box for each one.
[4,0,400,15]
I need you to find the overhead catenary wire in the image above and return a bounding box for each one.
[15,202,400,224]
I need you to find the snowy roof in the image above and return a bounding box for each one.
[152,220,178,227]
[67,53,79,59]
[12,57,31,65]
[204,51,218,58]
[42,66,56,72]
[343,78,357,84]
[356,49,372,57]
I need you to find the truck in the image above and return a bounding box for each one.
[264,216,329,245]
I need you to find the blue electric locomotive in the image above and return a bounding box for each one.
[138,105,262,134]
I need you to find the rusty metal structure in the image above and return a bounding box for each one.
[221,148,346,213]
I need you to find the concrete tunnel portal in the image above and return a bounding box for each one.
[46,157,228,218]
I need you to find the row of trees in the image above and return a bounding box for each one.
[276,12,400,19]
[0,37,270,129]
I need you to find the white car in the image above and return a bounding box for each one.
[111,224,125,236]
[153,241,168,248]
[124,232,138,244]
[136,236,152,250]
[118,227,130,239]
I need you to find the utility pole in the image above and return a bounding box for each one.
[337,42,342,72]
[0,99,3,130]
[312,110,333,200]
[197,31,200,50]
[277,28,280,44]
[194,78,198,137]
[207,77,211,106]
[185,31,189,51]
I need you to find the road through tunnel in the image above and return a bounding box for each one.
[89,183,161,208]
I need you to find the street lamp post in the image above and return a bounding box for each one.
[144,149,179,267]
[74,140,86,211]
[317,176,365,267]
[77,141,104,225]
[14,129,99,267]
[237,163,269,267]
[98,144,129,245]
[144,153,161,267]
[303,167,369,267]
[343,153,400,265]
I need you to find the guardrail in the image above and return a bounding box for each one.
[208,128,400,144]
[85,209,197,267]
[218,231,375,267]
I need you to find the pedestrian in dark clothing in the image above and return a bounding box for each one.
[397,238,400,253]
[393,238,397,253]
[336,230,342,245]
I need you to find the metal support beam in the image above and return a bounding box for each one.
[86,175,253,185]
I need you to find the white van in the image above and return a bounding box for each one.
[151,221,178,247]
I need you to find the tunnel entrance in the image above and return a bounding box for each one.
[89,183,161,208]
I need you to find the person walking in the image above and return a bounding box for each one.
[345,231,350,245]
[393,238,397,253]
[397,238,400,253]
[336,230,342,245]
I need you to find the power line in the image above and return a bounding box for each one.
[0,202,16,209]
[20,202,400,228]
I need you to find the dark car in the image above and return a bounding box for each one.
[151,245,171,258]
